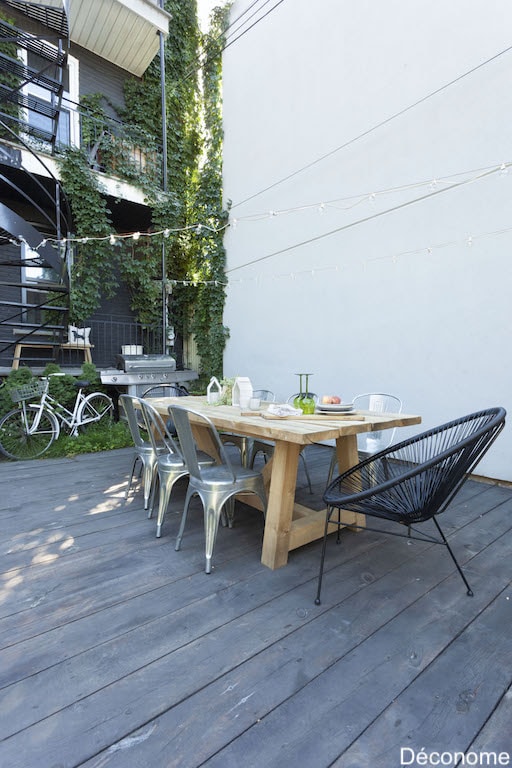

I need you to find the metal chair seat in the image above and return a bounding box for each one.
[315,407,506,605]
[169,404,267,573]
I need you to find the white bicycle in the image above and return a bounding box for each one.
[0,374,113,460]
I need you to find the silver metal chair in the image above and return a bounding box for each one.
[139,398,216,538]
[253,389,276,402]
[142,383,189,436]
[327,392,403,482]
[142,383,189,398]
[221,388,276,466]
[169,404,267,574]
[119,394,167,511]
[249,392,318,493]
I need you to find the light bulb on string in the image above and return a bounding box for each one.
[163,229,170,238]
[132,232,140,241]
[109,234,116,245]
[500,163,508,176]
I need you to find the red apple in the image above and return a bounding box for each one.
[331,395,341,404]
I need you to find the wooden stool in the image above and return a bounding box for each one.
[12,342,58,370]
[59,342,94,364]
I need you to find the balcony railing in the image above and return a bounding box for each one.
[72,109,163,186]
[76,315,164,369]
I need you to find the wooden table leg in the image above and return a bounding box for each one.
[12,344,22,370]
[335,433,366,530]
[261,440,301,569]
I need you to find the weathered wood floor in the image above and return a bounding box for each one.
[0,445,511,768]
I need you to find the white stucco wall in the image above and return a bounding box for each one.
[221,0,512,481]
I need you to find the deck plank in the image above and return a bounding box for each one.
[0,447,511,768]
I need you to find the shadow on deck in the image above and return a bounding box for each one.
[0,445,511,767]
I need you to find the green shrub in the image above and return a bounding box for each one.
[0,365,133,459]
[0,368,34,418]
[43,420,132,458]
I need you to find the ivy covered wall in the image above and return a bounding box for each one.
[59,0,229,380]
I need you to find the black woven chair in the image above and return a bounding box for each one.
[315,407,506,605]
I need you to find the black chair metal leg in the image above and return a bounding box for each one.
[432,517,473,596]
[315,507,333,605]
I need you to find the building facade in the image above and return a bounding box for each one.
[0,0,170,371]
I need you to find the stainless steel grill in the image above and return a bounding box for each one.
[100,354,196,396]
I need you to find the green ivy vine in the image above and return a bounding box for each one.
[189,5,231,380]
[58,147,118,323]
[56,0,230,376]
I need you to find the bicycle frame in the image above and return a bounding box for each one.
[26,376,110,437]
[0,375,113,461]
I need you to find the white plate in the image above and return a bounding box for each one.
[316,403,354,413]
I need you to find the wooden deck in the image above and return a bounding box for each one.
[1,445,511,767]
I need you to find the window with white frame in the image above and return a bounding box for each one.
[18,41,79,149]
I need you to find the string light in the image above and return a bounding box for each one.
[27,222,229,252]
[227,161,511,226]
[226,162,508,275]
[227,224,512,285]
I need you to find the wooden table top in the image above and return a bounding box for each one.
[150,396,422,445]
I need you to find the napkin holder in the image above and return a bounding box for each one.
[232,377,253,407]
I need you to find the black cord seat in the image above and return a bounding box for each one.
[315,407,506,605]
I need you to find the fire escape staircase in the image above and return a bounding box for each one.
[0,0,72,369]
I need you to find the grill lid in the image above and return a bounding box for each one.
[116,354,176,372]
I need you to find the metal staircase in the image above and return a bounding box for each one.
[0,0,72,369]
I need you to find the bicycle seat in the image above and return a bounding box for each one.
[74,379,90,388]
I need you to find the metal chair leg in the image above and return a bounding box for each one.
[433,517,473,596]
[315,507,333,605]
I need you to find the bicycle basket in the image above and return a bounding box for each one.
[10,380,46,403]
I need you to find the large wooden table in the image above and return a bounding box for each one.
[150,396,421,570]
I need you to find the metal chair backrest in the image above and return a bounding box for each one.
[139,398,184,459]
[326,407,506,523]
[169,405,237,483]
[317,407,506,603]
[352,392,402,454]
[253,389,275,402]
[119,394,149,449]
[142,384,189,398]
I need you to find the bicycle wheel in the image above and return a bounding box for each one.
[77,393,113,430]
[0,406,59,460]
